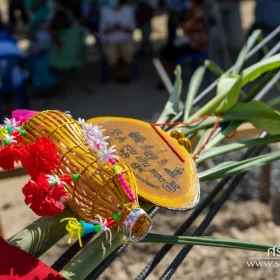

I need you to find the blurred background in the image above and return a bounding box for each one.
[0,0,274,122]
[1,1,280,279]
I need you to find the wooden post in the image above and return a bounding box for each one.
[260,146,271,203]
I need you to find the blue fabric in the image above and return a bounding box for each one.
[24,0,52,24]
[255,0,280,27]
[29,55,57,89]
[166,0,190,11]
[81,0,102,22]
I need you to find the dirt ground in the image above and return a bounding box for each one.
[1,175,280,280]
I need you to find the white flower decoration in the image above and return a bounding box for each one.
[78,118,86,128]
[85,135,109,151]
[4,118,17,131]
[64,111,72,117]
[97,145,119,164]
[46,175,63,186]
[90,215,112,245]
[4,134,17,145]
[83,123,105,138]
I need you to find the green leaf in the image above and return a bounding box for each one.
[59,203,153,279]
[193,127,212,154]
[242,70,277,102]
[227,101,280,120]
[214,74,242,114]
[141,234,272,253]
[241,54,280,86]
[227,101,280,134]
[7,207,77,257]
[188,74,242,121]
[197,134,280,163]
[199,151,280,181]
[184,65,206,120]
[157,66,183,123]
[204,121,243,149]
[233,29,262,74]
[205,59,224,76]
[267,96,280,107]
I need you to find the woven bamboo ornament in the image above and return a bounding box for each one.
[0,110,201,246]
[21,110,152,242]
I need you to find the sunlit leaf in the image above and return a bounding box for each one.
[188,74,242,121]
[197,134,280,163]
[214,74,242,114]
[227,101,280,134]
[199,151,280,181]
[184,65,206,120]
[142,234,272,252]
[205,60,224,76]
[233,29,262,74]
[157,66,183,123]
[241,54,280,86]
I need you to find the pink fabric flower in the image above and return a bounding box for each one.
[12,110,38,126]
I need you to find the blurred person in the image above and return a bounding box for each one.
[47,8,85,71]
[160,0,207,76]
[8,0,29,33]
[0,30,28,115]
[217,0,245,53]
[80,0,102,39]
[27,30,58,93]
[24,0,53,33]
[165,0,190,45]
[136,0,157,55]
[99,0,136,82]
[0,11,12,38]
[53,0,82,19]
[253,0,280,35]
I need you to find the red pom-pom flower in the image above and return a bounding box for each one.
[22,172,71,216]
[0,144,18,170]
[17,137,60,179]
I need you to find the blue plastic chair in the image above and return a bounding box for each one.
[175,51,208,72]
[101,58,139,85]
[0,55,28,120]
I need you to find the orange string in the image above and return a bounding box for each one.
[151,114,222,162]
[151,124,185,162]
[153,115,211,128]
[192,115,221,160]
[225,129,237,139]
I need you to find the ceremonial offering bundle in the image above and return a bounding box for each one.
[0,110,200,246]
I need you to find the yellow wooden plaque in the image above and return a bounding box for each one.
[87,117,200,210]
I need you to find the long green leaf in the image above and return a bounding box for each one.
[227,101,280,135]
[59,203,153,280]
[7,207,77,257]
[268,96,280,107]
[199,151,280,181]
[141,234,272,253]
[204,121,243,149]
[205,59,224,76]
[184,65,206,120]
[60,228,123,280]
[157,66,183,123]
[214,74,242,114]
[233,29,262,74]
[197,134,280,163]
[188,74,242,121]
[242,70,277,102]
[193,127,212,154]
[241,54,280,86]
